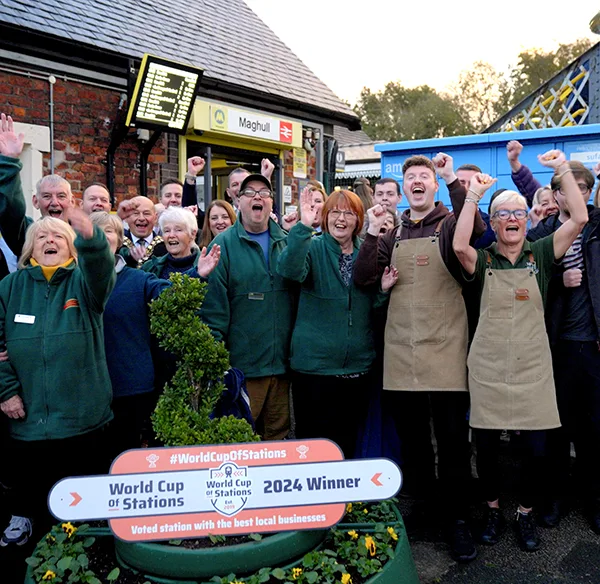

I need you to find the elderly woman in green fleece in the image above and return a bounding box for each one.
[277,188,397,458]
[0,208,115,545]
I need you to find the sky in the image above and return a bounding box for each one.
[245,0,600,106]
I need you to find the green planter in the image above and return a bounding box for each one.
[114,529,328,580]
[25,506,420,584]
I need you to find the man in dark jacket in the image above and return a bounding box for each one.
[526,162,600,534]
[354,153,485,563]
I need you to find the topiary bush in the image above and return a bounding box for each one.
[150,273,259,446]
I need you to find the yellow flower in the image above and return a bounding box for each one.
[341,574,352,584]
[347,529,358,540]
[61,522,77,538]
[45,534,56,543]
[364,535,377,557]
[292,567,303,579]
[363,508,368,514]
[229,581,245,584]
[346,503,353,513]
[42,571,56,581]
[387,527,398,541]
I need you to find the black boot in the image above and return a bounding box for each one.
[480,507,505,545]
[514,511,540,552]
[587,501,600,535]
[449,520,477,562]
[539,499,563,528]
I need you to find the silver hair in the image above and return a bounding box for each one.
[158,206,198,238]
[490,191,527,216]
[35,174,72,198]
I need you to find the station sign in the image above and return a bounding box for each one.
[48,440,401,542]
[126,54,204,134]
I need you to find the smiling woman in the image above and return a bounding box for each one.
[0,209,115,547]
[452,150,589,553]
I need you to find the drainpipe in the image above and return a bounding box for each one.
[48,75,56,173]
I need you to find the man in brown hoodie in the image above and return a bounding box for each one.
[354,153,485,563]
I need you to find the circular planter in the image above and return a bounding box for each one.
[114,529,328,580]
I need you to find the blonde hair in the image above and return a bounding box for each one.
[532,186,553,207]
[89,211,124,249]
[19,217,77,268]
[489,191,527,216]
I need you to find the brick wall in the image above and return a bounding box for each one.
[283,148,318,207]
[0,70,179,206]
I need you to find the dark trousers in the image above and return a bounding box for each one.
[383,391,472,519]
[5,426,110,532]
[292,371,371,459]
[548,340,600,501]
[475,429,546,509]
[109,392,158,461]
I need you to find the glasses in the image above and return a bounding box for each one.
[492,209,528,221]
[240,188,272,199]
[330,210,356,219]
[559,183,591,195]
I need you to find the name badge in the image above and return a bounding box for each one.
[248,293,265,301]
[15,314,35,324]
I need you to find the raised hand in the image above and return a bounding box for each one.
[197,245,221,278]
[366,204,388,237]
[299,186,318,228]
[187,156,205,176]
[432,152,455,184]
[381,265,399,292]
[0,113,25,159]
[130,245,146,262]
[261,158,275,180]
[528,205,544,228]
[538,149,567,169]
[468,173,497,200]
[117,198,139,222]
[66,207,94,239]
[282,210,299,231]
[1,395,25,419]
[506,140,523,163]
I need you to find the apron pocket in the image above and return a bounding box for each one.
[488,288,514,319]
[468,338,509,383]
[508,340,543,383]
[414,304,446,344]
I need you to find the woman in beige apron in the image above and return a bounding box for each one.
[453,150,588,553]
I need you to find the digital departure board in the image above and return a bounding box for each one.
[126,54,204,134]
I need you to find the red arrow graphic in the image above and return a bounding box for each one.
[371,473,383,486]
[70,492,82,507]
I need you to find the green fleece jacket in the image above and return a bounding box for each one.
[0,226,116,441]
[277,222,376,375]
[201,218,295,379]
[0,154,32,259]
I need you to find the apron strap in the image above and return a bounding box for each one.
[395,214,448,243]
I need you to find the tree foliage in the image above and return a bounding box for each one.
[355,38,594,139]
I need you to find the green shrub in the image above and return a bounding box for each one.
[150,273,257,446]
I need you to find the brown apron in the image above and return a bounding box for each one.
[467,252,560,430]
[383,222,469,392]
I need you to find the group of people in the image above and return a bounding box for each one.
[0,113,598,569]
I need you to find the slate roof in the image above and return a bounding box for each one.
[334,126,373,146]
[0,0,358,125]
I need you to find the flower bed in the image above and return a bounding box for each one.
[25,502,419,584]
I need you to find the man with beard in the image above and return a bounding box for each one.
[201,174,294,441]
[117,196,167,268]
[353,153,486,563]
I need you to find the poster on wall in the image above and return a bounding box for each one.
[293,148,307,179]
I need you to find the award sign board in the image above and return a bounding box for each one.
[126,54,204,134]
[48,440,402,542]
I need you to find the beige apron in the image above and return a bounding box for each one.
[384,222,469,392]
[468,252,560,430]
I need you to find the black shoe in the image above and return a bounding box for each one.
[480,507,505,545]
[449,520,477,562]
[540,499,563,529]
[515,511,540,552]
[587,503,600,535]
